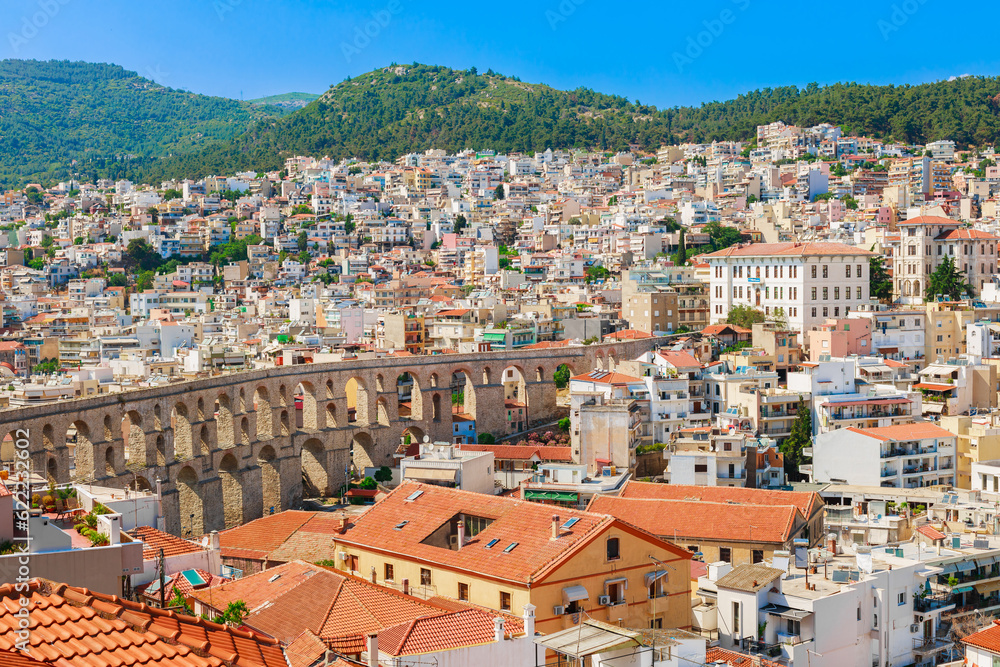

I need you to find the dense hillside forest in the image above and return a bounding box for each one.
[0,60,279,186]
[248,92,321,113]
[6,61,1000,186]
[123,66,1000,183]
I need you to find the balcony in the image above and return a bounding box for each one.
[914,594,955,614]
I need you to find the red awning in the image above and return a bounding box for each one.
[913,383,954,392]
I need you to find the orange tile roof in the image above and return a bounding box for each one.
[190,560,448,652]
[335,483,687,586]
[604,329,654,340]
[569,370,643,385]
[618,481,822,520]
[897,215,959,227]
[962,619,1000,653]
[706,646,784,667]
[588,496,802,544]
[936,228,999,240]
[218,510,330,563]
[458,444,573,462]
[701,242,873,258]
[844,423,955,442]
[0,650,49,667]
[917,524,946,541]
[128,526,205,561]
[0,579,286,667]
[377,608,523,657]
[138,569,228,601]
[283,630,327,667]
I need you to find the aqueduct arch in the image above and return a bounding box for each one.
[0,339,656,535]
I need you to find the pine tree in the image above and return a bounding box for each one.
[675,228,687,266]
[780,397,812,479]
[928,256,972,301]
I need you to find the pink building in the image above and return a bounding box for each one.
[806,318,872,359]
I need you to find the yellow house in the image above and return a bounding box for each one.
[941,414,1000,489]
[331,482,692,633]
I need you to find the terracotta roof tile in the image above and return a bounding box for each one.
[218,511,319,562]
[377,608,523,657]
[127,527,204,562]
[701,242,873,258]
[457,444,573,462]
[844,423,955,442]
[706,646,785,667]
[588,496,802,544]
[0,580,284,667]
[618,481,823,519]
[962,620,1000,652]
[336,483,614,585]
[189,561,447,651]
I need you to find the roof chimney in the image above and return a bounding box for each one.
[522,604,536,637]
[494,617,505,643]
[457,520,465,550]
[367,633,378,667]
[338,517,350,534]
[210,530,220,551]
[551,515,560,540]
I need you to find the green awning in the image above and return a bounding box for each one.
[525,490,578,501]
[953,586,974,593]
[483,333,507,341]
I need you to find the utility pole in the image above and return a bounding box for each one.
[159,547,165,609]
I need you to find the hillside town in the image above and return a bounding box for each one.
[8,122,1000,667]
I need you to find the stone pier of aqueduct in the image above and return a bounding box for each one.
[0,339,657,536]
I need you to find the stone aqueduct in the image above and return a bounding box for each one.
[0,339,658,536]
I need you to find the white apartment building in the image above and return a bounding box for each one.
[812,422,956,488]
[705,242,873,338]
[893,216,999,303]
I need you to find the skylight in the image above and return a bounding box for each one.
[561,517,580,530]
[503,542,519,553]
[405,490,424,502]
[485,538,500,549]
[394,520,409,530]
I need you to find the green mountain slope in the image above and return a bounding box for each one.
[0,59,281,186]
[8,62,1000,187]
[248,92,320,113]
[128,65,1000,183]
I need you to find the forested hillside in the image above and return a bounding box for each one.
[7,61,1000,187]
[0,60,279,186]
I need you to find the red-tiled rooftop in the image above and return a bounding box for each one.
[588,496,802,544]
[701,241,874,258]
[458,444,573,462]
[128,526,204,561]
[335,483,686,585]
[218,510,344,563]
[844,423,955,442]
[190,560,449,653]
[618,480,822,519]
[377,608,524,657]
[0,579,286,667]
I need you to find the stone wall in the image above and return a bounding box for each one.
[0,339,657,535]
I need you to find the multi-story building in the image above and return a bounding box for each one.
[705,242,873,337]
[894,215,999,303]
[812,422,956,488]
[330,483,693,633]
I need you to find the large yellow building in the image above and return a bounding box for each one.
[331,482,692,633]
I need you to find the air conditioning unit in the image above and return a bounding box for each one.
[337,552,348,562]
[553,605,565,616]
[910,624,920,633]
[598,595,612,606]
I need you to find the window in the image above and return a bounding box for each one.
[500,591,511,611]
[765,266,770,278]
[752,550,764,564]
[857,264,862,276]
[811,265,817,278]
[384,563,394,582]
[458,583,469,601]
[606,580,626,605]
[694,463,708,473]
[786,619,800,636]
[347,555,359,572]
[834,287,839,300]
[811,287,817,300]
[856,286,862,299]
[822,265,829,278]
[897,591,905,606]
[812,307,817,317]
[822,287,828,300]
[606,537,620,561]
[719,547,732,563]
[733,602,741,639]
[846,265,852,278]
[420,568,431,586]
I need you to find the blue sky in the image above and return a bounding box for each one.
[4,0,995,107]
